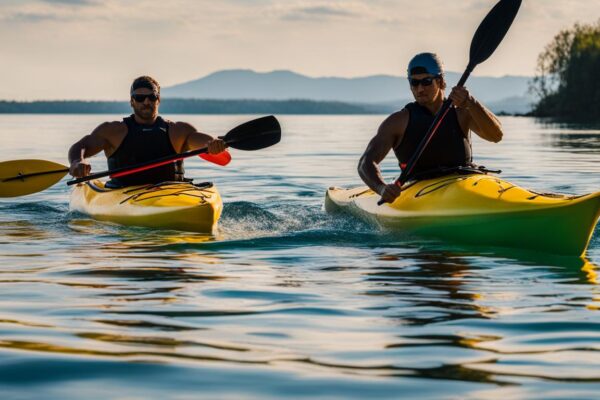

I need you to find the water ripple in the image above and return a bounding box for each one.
[0,115,599,399]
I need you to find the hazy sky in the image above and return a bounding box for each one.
[0,0,598,100]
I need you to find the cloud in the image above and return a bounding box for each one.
[1,0,600,100]
[0,0,109,23]
[283,5,358,21]
[0,0,102,23]
[40,0,97,5]
[7,11,61,22]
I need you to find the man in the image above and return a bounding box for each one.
[358,53,503,203]
[68,76,226,187]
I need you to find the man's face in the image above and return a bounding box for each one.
[409,73,442,105]
[130,87,160,120]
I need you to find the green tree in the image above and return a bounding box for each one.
[531,20,600,121]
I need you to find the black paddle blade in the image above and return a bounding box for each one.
[223,115,281,151]
[469,0,522,67]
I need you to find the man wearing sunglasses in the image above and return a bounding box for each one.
[358,52,503,204]
[67,76,226,187]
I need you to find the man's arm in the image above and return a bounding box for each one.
[450,86,503,143]
[68,122,117,177]
[170,122,226,154]
[358,110,408,202]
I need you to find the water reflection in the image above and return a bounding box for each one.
[0,219,63,244]
[354,246,600,385]
[543,132,600,151]
[1,115,600,398]
[363,250,493,326]
[92,318,198,332]
[415,242,600,284]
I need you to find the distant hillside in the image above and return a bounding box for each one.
[162,69,533,108]
[0,70,535,115]
[487,96,533,115]
[355,95,533,115]
[0,70,534,114]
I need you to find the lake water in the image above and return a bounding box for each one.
[0,114,599,399]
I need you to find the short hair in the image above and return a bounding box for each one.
[437,75,447,91]
[130,76,160,96]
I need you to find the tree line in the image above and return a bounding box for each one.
[531,20,600,121]
[0,99,381,115]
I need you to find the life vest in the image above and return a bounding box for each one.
[107,115,184,187]
[393,101,472,179]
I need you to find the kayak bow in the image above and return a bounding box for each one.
[326,173,600,256]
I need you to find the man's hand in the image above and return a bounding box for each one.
[69,160,91,178]
[449,86,474,109]
[207,138,227,154]
[378,182,402,204]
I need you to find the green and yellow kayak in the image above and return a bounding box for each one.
[70,181,222,233]
[325,173,600,256]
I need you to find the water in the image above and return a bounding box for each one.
[0,114,599,399]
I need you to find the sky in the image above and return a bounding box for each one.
[0,0,598,100]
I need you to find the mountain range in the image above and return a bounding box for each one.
[162,69,534,114]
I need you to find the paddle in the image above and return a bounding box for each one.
[0,115,280,197]
[200,151,232,166]
[0,151,231,198]
[68,115,280,185]
[378,0,521,205]
[0,160,70,197]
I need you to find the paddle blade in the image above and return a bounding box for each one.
[0,159,68,197]
[199,150,232,166]
[223,115,281,151]
[469,0,522,67]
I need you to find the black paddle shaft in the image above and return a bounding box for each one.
[377,0,521,205]
[2,168,69,183]
[67,115,281,186]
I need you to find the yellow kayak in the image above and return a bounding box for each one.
[70,180,222,233]
[325,173,600,256]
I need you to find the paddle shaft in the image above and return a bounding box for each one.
[67,114,280,186]
[376,67,473,206]
[2,167,69,183]
[398,66,472,185]
[377,0,521,205]
[67,143,220,186]
[0,115,279,197]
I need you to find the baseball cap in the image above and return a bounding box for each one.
[407,53,444,76]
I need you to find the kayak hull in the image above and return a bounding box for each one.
[325,174,600,256]
[70,180,222,233]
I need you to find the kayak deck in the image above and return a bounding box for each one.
[70,180,223,233]
[325,174,600,256]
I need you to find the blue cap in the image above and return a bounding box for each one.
[407,53,444,77]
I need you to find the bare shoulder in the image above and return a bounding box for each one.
[378,108,409,138]
[93,120,127,138]
[169,121,196,136]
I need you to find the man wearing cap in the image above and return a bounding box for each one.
[358,53,503,203]
[68,75,226,187]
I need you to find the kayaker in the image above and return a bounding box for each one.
[67,76,226,187]
[358,53,503,203]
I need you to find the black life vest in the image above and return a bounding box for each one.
[107,115,184,187]
[394,102,472,179]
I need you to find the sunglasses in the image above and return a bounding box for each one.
[409,77,438,87]
[131,93,159,102]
